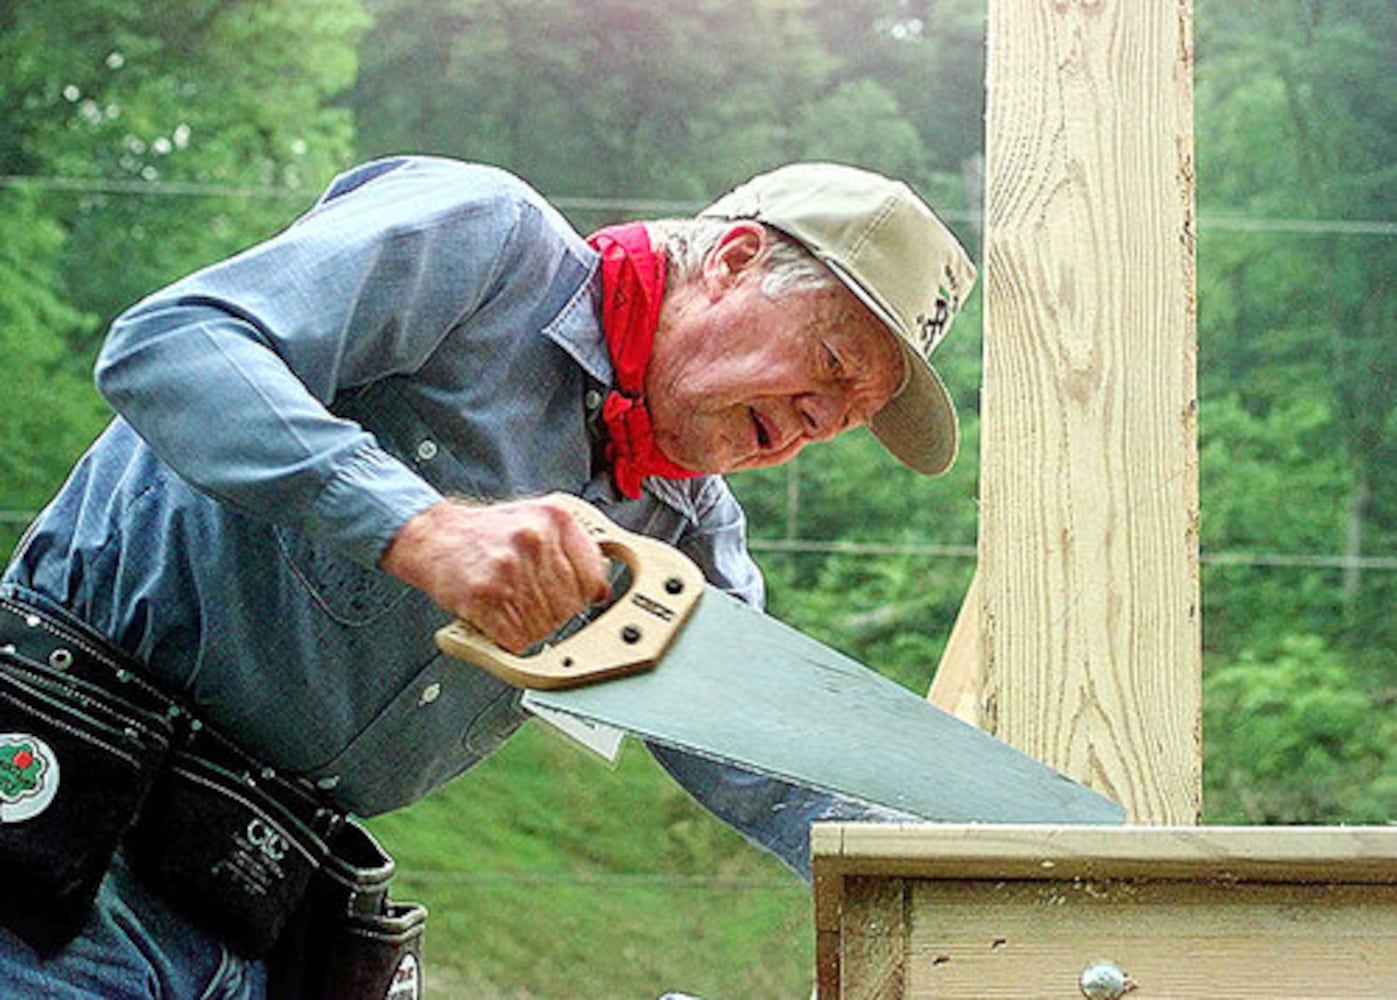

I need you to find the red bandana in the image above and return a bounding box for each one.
[588,223,699,499]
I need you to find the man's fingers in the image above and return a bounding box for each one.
[470,497,611,653]
[380,494,616,655]
[552,500,613,606]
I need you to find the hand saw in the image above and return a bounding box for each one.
[436,495,1124,825]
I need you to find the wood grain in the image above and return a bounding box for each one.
[907,879,1396,998]
[979,0,1201,822]
[926,569,984,725]
[813,823,1397,885]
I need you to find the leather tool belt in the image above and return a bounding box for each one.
[0,595,425,999]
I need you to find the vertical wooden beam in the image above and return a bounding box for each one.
[927,569,984,725]
[979,0,1201,822]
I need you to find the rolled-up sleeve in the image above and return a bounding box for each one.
[94,158,529,565]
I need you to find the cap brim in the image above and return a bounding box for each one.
[820,258,960,476]
[871,340,959,475]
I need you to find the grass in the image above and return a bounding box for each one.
[366,721,816,999]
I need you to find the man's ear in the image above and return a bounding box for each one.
[702,222,767,295]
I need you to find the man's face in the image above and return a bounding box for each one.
[645,227,905,474]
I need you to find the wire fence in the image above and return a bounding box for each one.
[3,508,1393,572]
[395,869,799,890]
[3,173,1396,237]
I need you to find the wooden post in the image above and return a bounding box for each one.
[977,0,1201,822]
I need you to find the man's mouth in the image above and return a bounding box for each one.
[750,408,772,450]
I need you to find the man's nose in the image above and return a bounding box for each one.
[796,391,849,442]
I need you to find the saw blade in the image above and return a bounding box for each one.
[522,586,1124,825]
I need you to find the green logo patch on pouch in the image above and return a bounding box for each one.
[0,734,59,822]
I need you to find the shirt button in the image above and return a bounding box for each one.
[415,439,439,462]
[418,682,442,706]
[584,389,604,412]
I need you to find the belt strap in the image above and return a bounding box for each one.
[0,594,341,838]
[0,595,175,718]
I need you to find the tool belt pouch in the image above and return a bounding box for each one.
[269,819,427,1000]
[127,746,328,957]
[0,652,174,954]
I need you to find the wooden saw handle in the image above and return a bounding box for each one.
[433,494,706,690]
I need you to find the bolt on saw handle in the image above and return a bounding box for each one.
[434,493,706,690]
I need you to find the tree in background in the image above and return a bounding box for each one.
[0,0,368,348]
[1194,0,1395,820]
[351,0,984,212]
[1205,635,1395,824]
[0,0,369,549]
[0,189,101,546]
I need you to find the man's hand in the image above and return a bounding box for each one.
[380,494,611,654]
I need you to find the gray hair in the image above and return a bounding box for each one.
[647,218,837,299]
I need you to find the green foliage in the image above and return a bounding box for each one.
[1205,634,1396,824]
[1198,392,1350,652]
[0,188,107,553]
[729,417,980,693]
[0,0,370,344]
[350,0,982,217]
[0,0,369,547]
[1195,0,1397,675]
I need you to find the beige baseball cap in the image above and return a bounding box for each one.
[701,162,976,475]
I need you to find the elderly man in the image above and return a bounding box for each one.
[0,157,973,998]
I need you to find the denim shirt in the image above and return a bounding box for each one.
[3,156,893,878]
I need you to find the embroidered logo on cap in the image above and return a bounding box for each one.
[0,734,59,823]
[386,952,422,1000]
[915,297,951,356]
[914,263,969,358]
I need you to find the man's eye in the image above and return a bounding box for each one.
[823,344,843,375]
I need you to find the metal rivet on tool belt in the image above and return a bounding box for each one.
[418,682,442,705]
[415,439,438,462]
[317,775,341,790]
[1079,960,1135,999]
[49,648,74,670]
[25,614,40,628]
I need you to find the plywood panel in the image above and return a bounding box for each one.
[906,879,1396,998]
[980,0,1201,822]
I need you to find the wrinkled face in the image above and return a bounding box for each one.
[645,226,905,474]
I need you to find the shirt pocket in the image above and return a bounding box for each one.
[273,526,414,627]
[300,655,529,816]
